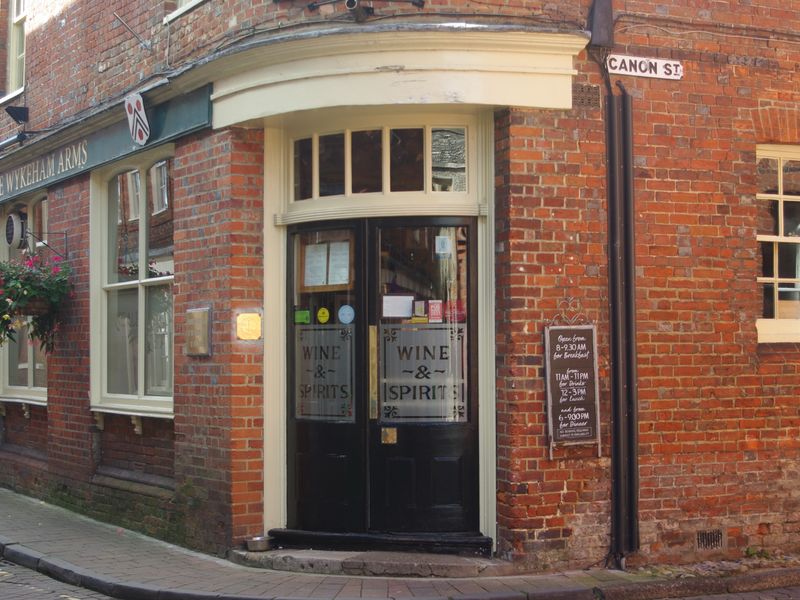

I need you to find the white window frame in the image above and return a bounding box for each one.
[151,160,169,215]
[756,144,800,343]
[89,145,175,418]
[163,0,209,24]
[0,195,47,407]
[5,0,24,97]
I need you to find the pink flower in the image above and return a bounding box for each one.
[52,266,61,274]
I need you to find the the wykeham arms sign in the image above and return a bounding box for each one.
[606,54,684,80]
[0,85,211,203]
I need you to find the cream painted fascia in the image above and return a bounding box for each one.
[756,318,800,343]
[213,30,588,128]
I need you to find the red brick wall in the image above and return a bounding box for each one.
[172,127,265,553]
[493,93,612,569]
[98,413,175,481]
[2,403,47,453]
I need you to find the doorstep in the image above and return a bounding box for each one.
[229,548,526,577]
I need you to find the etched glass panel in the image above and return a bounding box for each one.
[291,228,356,421]
[106,287,138,395]
[145,284,172,396]
[378,225,469,422]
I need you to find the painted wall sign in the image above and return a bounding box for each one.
[295,325,354,421]
[606,54,684,80]
[0,85,211,203]
[380,324,466,423]
[544,324,601,458]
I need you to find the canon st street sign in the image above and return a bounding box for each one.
[606,54,684,80]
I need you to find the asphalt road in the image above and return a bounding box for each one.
[0,558,113,600]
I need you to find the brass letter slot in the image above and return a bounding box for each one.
[381,427,397,444]
[369,325,378,419]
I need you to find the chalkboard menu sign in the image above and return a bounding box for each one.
[544,324,601,458]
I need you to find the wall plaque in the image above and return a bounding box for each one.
[186,307,211,356]
[544,324,601,458]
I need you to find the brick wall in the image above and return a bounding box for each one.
[172,127,265,553]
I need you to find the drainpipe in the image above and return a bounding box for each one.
[588,0,640,568]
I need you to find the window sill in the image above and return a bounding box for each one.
[163,0,208,24]
[756,318,800,343]
[90,404,173,420]
[0,395,46,407]
[0,87,24,107]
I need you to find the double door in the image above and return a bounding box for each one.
[287,217,478,534]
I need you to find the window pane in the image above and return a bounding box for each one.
[294,138,312,200]
[757,200,778,236]
[762,283,775,318]
[761,241,774,278]
[145,285,172,396]
[784,200,800,237]
[33,340,46,388]
[319,133,344,197]
[7,325,27,386]
[390,128,424,192]
[431,128,466,192]
[757,158,778,194]
[351,130,382,194]
[109,174,140,283]
[107,288,138,395]
[32,198,46,243]
[784,160,800,196]
[777,242,800,278]
[778,287,800,318]
[146,163,174,278]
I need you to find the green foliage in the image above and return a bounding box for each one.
[744,546,771,559]
[0,252,72,352]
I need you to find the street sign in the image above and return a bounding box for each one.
[606,54,683,80]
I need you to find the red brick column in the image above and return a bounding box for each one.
[172,127,265,554]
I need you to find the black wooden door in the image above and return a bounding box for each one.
[287,218,478,534]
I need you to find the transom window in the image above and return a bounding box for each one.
[90,149,174,416]
[293,126,467,201]
[0,197,47,404]
[756,145,800,342]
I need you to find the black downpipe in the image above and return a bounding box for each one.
[606,83,640,565]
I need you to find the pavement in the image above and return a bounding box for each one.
[2,487,800,600]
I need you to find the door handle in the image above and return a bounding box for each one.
[369,325,378,419]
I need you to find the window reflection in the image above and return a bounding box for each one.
[390,129,424,192]
[431,128,466,192]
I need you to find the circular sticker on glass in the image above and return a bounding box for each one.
[317,307,330,324]
[338,304,355,324]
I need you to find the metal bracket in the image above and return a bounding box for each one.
[130,415,143,435]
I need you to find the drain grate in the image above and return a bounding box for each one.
[697,529,724,550]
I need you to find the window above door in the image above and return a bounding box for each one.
[273,109,489,226]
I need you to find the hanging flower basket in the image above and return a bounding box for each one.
[0,253,72,352]
[10,297,52,317]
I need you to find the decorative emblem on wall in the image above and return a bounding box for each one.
[124,93,150,146]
